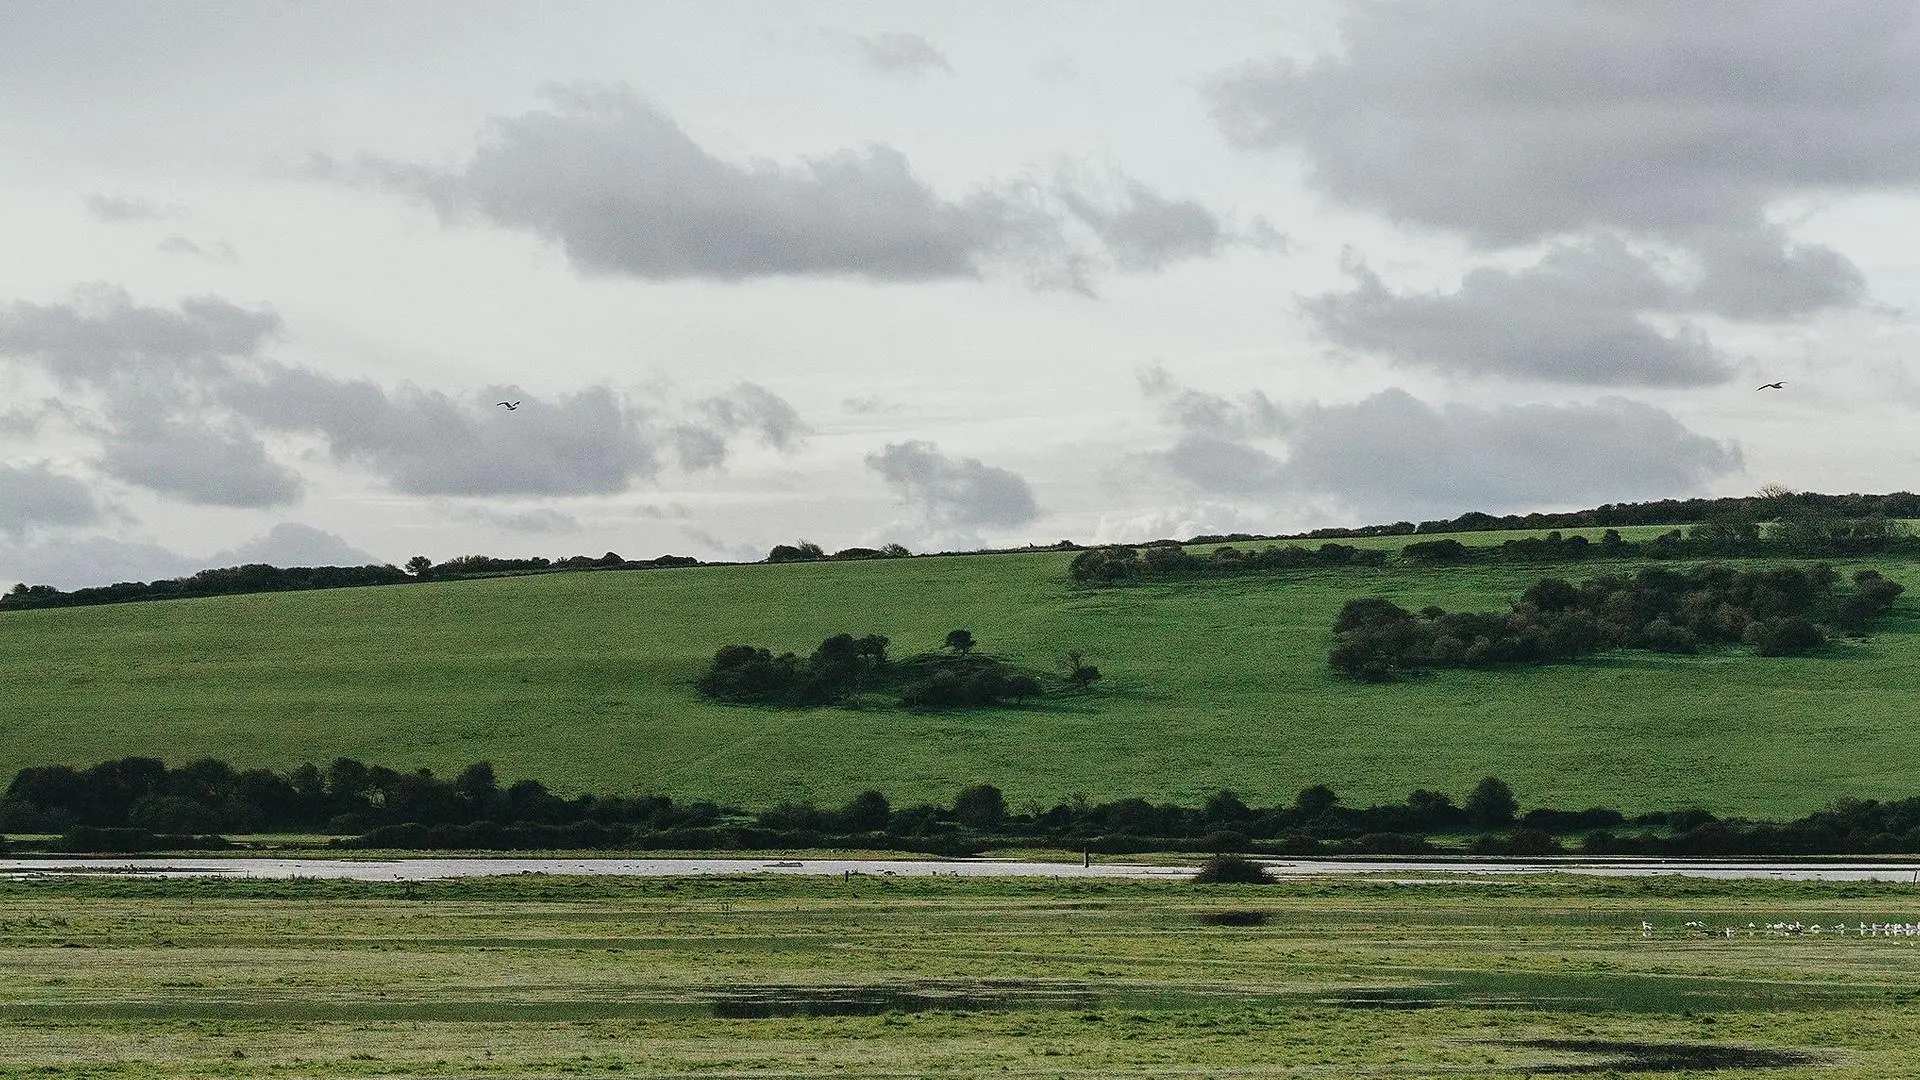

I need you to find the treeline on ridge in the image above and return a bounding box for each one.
[1281,489,1920,540]
[1330,564,1905,681]
[11,758,1920,859]
[0,551,707,611]
[698,630,1097,709]
[0,539,930,613]
[1076,518,1919,586]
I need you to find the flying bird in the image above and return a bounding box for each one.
[497,401,520,410]
[1755,382,1785,391]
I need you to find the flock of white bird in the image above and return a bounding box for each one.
[1646,919,1920,939]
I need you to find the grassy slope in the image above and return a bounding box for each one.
[3,541,1919,817]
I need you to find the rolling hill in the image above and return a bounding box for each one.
[4,530,1918,819]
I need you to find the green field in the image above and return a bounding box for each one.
[4,539,1920,817]
[3,872,1919,1077]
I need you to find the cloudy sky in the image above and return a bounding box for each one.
[5,1,1920,588]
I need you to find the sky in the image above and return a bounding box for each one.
[4,1,1920,588]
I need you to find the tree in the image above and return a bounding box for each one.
[1293,784,1338,820]
[838,790,891,832]
[766,541,826,563]
[944,629,975,654]
[1466,777,1518,828]
[953,784,1007,828]
[404,555,433,578]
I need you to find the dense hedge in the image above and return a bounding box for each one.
[1075,521,1920,587]
[10,759,1920,856]
[1070,541,1386,583]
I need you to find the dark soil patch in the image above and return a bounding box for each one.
[1513,1038,1820,1073]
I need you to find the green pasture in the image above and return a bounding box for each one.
[2,872,1919,1077]
[3,539,1920,817]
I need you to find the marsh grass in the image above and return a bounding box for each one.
[0,874,1916,1076]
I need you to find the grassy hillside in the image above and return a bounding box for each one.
[4,540,1919,818]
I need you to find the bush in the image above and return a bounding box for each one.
[1191,853,1275,884]
[1747,616,1827,656]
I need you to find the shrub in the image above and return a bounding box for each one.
[1191,853,1274,884]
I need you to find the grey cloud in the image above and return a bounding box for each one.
[224,368,661,497]
[84,194,178,222]
[208,522,381,567]
[456,506,581,535]
[1137,371,1740,519]
[671,383,808,471]
[0,536,197,590]
[1306,239,1733,386]
[697,382,810,451]
[354,85,1022,282]
[0,285,278,391]
[337,85,1248,288]
[1688,225,1868,320]
[1280,391,1742,519]
[670,423,729,472]
[97,417,302,507]
[1139,365,1288,437]
[158,234,238,262]
[1209,2,1920,247]
[1157,432,1286,495]
[1211,2,1897,357]
[1057,181,1225,272]
[0,523,380,591]
[856,31,954,78]
[0,463,101,537]
[865,440,1040,529]
[1,289,810,502]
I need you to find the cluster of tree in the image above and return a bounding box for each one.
[765,540,912,563]
[1329,564,1904,681]
[1069,542,1387,583]
[0,756,721,837]
[0,563,411,611]
[697,630,1078,709]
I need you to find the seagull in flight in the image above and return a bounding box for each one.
[496,400,521,410]
[1755,382,1785,391]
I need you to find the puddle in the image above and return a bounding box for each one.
[1512,1039,1819,1073]
[708,980,1100,1019]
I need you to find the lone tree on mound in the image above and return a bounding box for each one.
[944,628,975,654]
